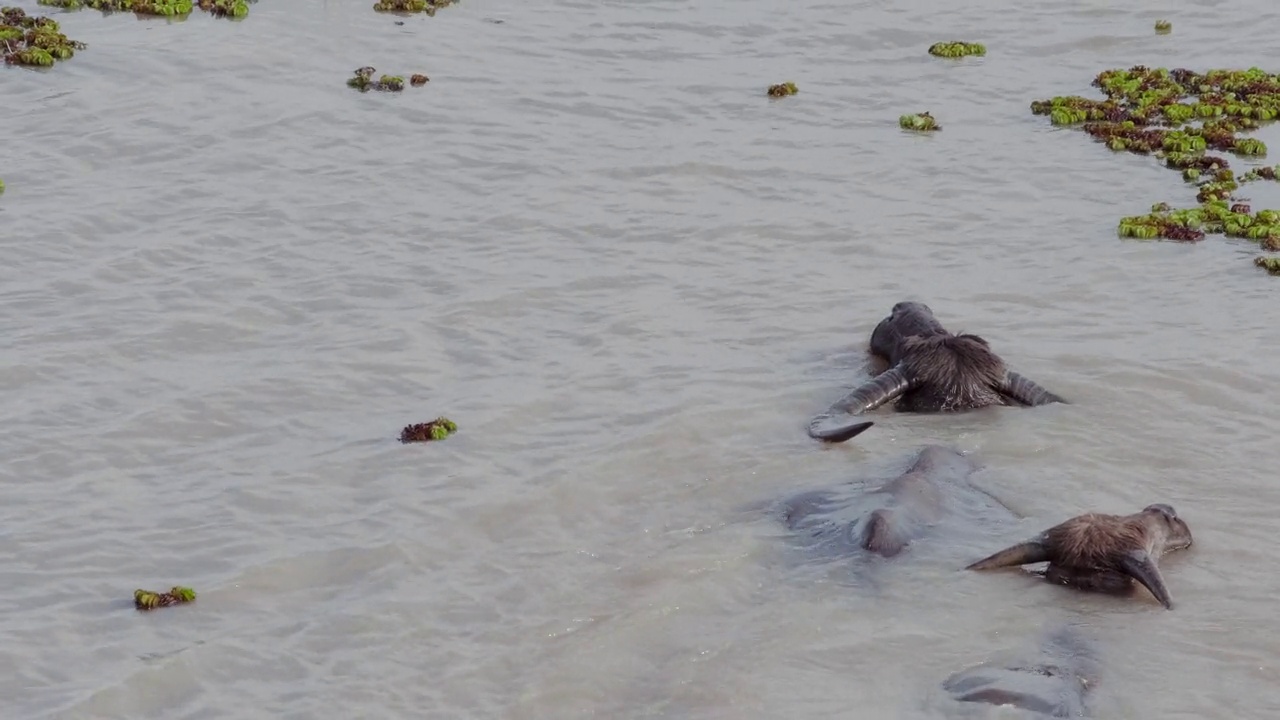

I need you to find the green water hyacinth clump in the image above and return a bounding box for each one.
[135,586,196,611]
[197,0,251,17]
[1255,256,1280,275]
[1118,205,1207,242]
[373,0,455,15]
[38,0,254,18]
[1035,65,1280,270]
[1240,165,1279,182]
[400,417,458,443]
[347,67,417,92]
[1032,66,1280,158]
[767,82,798,97]
[900,112,941,131]
[38,0,194,15]
[1,7,86,66]
[1118,199,1280,248]
[928,41,985,58]
[1155,20,1172,34]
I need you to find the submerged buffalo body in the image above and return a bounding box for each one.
[809,302,1067,443]
[941,623,1100,718]
[967,504,1194,610]
[778,445,1015,563]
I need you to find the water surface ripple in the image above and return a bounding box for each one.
[3,0,1280,718]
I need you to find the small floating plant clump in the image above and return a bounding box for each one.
[1031,66,1280,272]
[1155,20,1172,34]
[196,0,252,17]
[767,82,798,98]
[135,586,196,611]
[1,7,86,66]
[400,417,458,443]
[372,0,455,15]
[900,112,941,131]
[1255,256,1280,275]
[346,66,429,92]
[1240,165,1278,182]
[927,41,985,58]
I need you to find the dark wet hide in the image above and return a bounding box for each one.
[942,624,1100,718]
[771,446,1020,583]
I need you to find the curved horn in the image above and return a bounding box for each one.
[966,536,1051,570]
[1118,549,1174,610]
[807,366,913,443]
[1001,371,1068,407]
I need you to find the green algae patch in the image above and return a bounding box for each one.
[400,417,457,443]
[373,0,456,16]
[1032,66,1280,268]
[135,586,196,611]
[0,178,5,193]
[1155,20,1172,35]
[928,41,985,58]
[900,112,941,131]
[767,82,798,98]
[347,66,425,92]
[1254,256,1280,275]
[1,7,86,67]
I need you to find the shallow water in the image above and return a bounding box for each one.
[4,0,1280,717]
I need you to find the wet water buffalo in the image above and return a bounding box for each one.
[967,504,1193,610]
[808,302,1067,443]
[777,445,1015,563]
[941,622,1100,718]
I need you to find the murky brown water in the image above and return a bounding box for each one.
[4,0,1280,717]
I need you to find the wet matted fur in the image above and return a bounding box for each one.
[808,301,1067,443]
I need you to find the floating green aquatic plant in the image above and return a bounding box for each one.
[196,0,251,17]
[1255,256,1280,275]
[899,112,940,131]
[37,0,192,14]
[1155,20,1172,35]
[1117,199,1280,246]
[347,67,424,92]
[372,0,455,15]
[0,178,5,193]
[400,417,457,443]
[928,41,985,58]
[135,586,196,611]
[1,7,86,66]
[1240,165,1279,182]
[1034,66,1280,269]
[767,82,798,98]
[37,0,254,18]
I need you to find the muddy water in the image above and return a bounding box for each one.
[3,0,1280,717]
